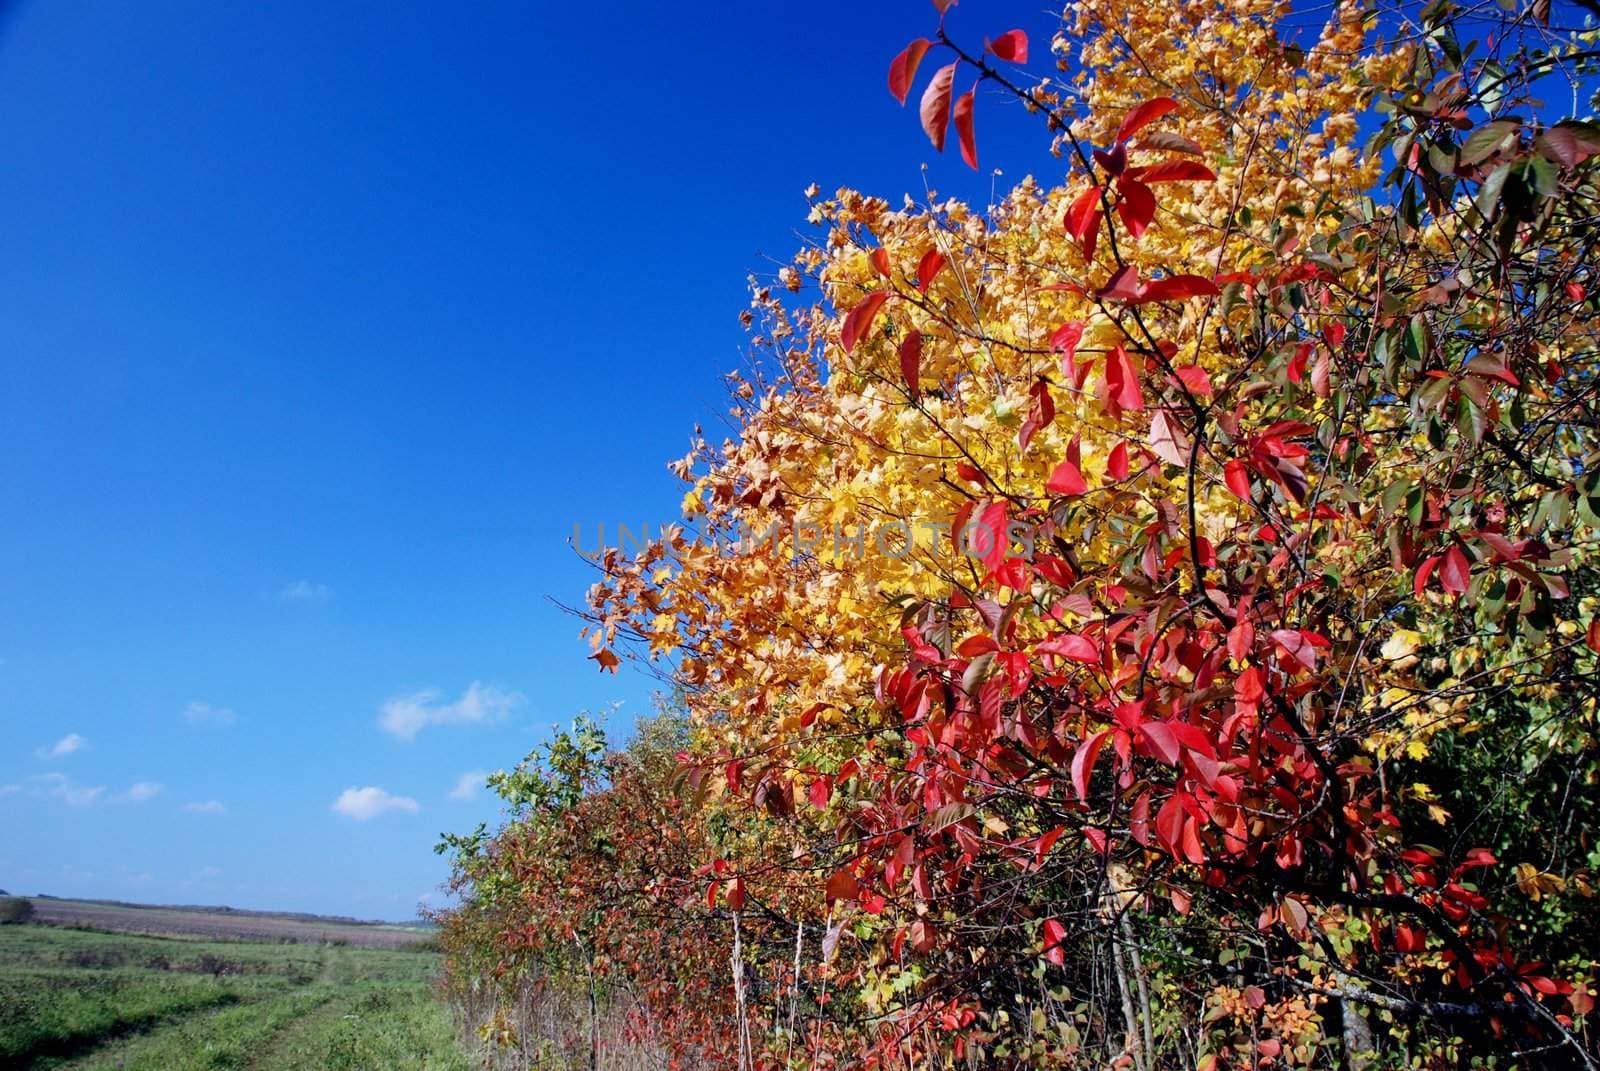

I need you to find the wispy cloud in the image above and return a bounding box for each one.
[378,682,523,742]
[331,786,420,821]
[183,799,227,816]
[448,770,487,801]
[7,774,163,808]
[37,732,87,759]
[183,702,237,728]
[278,580,332,604]
[21,772,105,808]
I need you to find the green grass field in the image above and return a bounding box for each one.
[0,923,469,1070]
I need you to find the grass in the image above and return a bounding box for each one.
[0,924,468,1071]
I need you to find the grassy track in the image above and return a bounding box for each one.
[0,924,467,1071]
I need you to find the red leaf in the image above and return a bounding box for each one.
[930,0,958,12]
[1414,554,1441,596]
[985,29,1028,63]
[1037,632,1099,664]
[1108,441,1130,480]
[1046,459,1088,496]
[707,879,720,910]
[842,291,889,353]
[1098,265,1144,302]
[1138,721,1181,765]
[1174,364,1213,396]
[1586,617,1600,654]
[888,38,932,105]
[916,248,946,292]
[1149,409,1189,468]
[1072,730,1111,800]
[1155,794,1186,854]
[1135,274,1219,303]
[1222,454,1248,496]
[953,87,978,170]
[870,248,891,278]
[899,331,923,399]
[1136,130,1203,155]
[1130,159,1215,183]
[808,776,833,809]
[1115,97,1179,144]
[1115,178,1156,238]
[1287,341,1311,384]
[971,500,1009,572]
[727,877,746,910]
[1440,545,1471,595]
[920,62,957,152]
[825,868,859,903]
[1064,185,1103,260]
[1235,665,1264,704]
[1104,344,1145,413]
[1042,918,1067,965]
[1051,321,1085,372]
[1019,379,1055,451]
[956,634,999,657]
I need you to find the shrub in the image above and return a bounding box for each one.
[0,897,34,924]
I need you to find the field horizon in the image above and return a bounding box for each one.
[6,892,432,934]
[0,897,466,1070]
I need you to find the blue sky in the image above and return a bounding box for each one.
[0,0,1072,918]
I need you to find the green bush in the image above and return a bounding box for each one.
[0,899,33,925]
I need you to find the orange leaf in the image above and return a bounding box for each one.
[920,62,957,152]
[899,330,923,399]
[825,868,859,903]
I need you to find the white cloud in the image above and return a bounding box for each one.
[183,702,237,728]
[378,682,523,742]
[118,782,163,803]
[448,770,487,801]
[183,799,227,815]
[38,732,86,759]
[279,580,332,604]
[331,786,420,821]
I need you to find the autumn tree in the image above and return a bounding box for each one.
[441,0,1600,1067]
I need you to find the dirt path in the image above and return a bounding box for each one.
[241,992,348,1070]
[47,996,247,1070]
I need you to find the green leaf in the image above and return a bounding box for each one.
[1460,120,1520,165]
